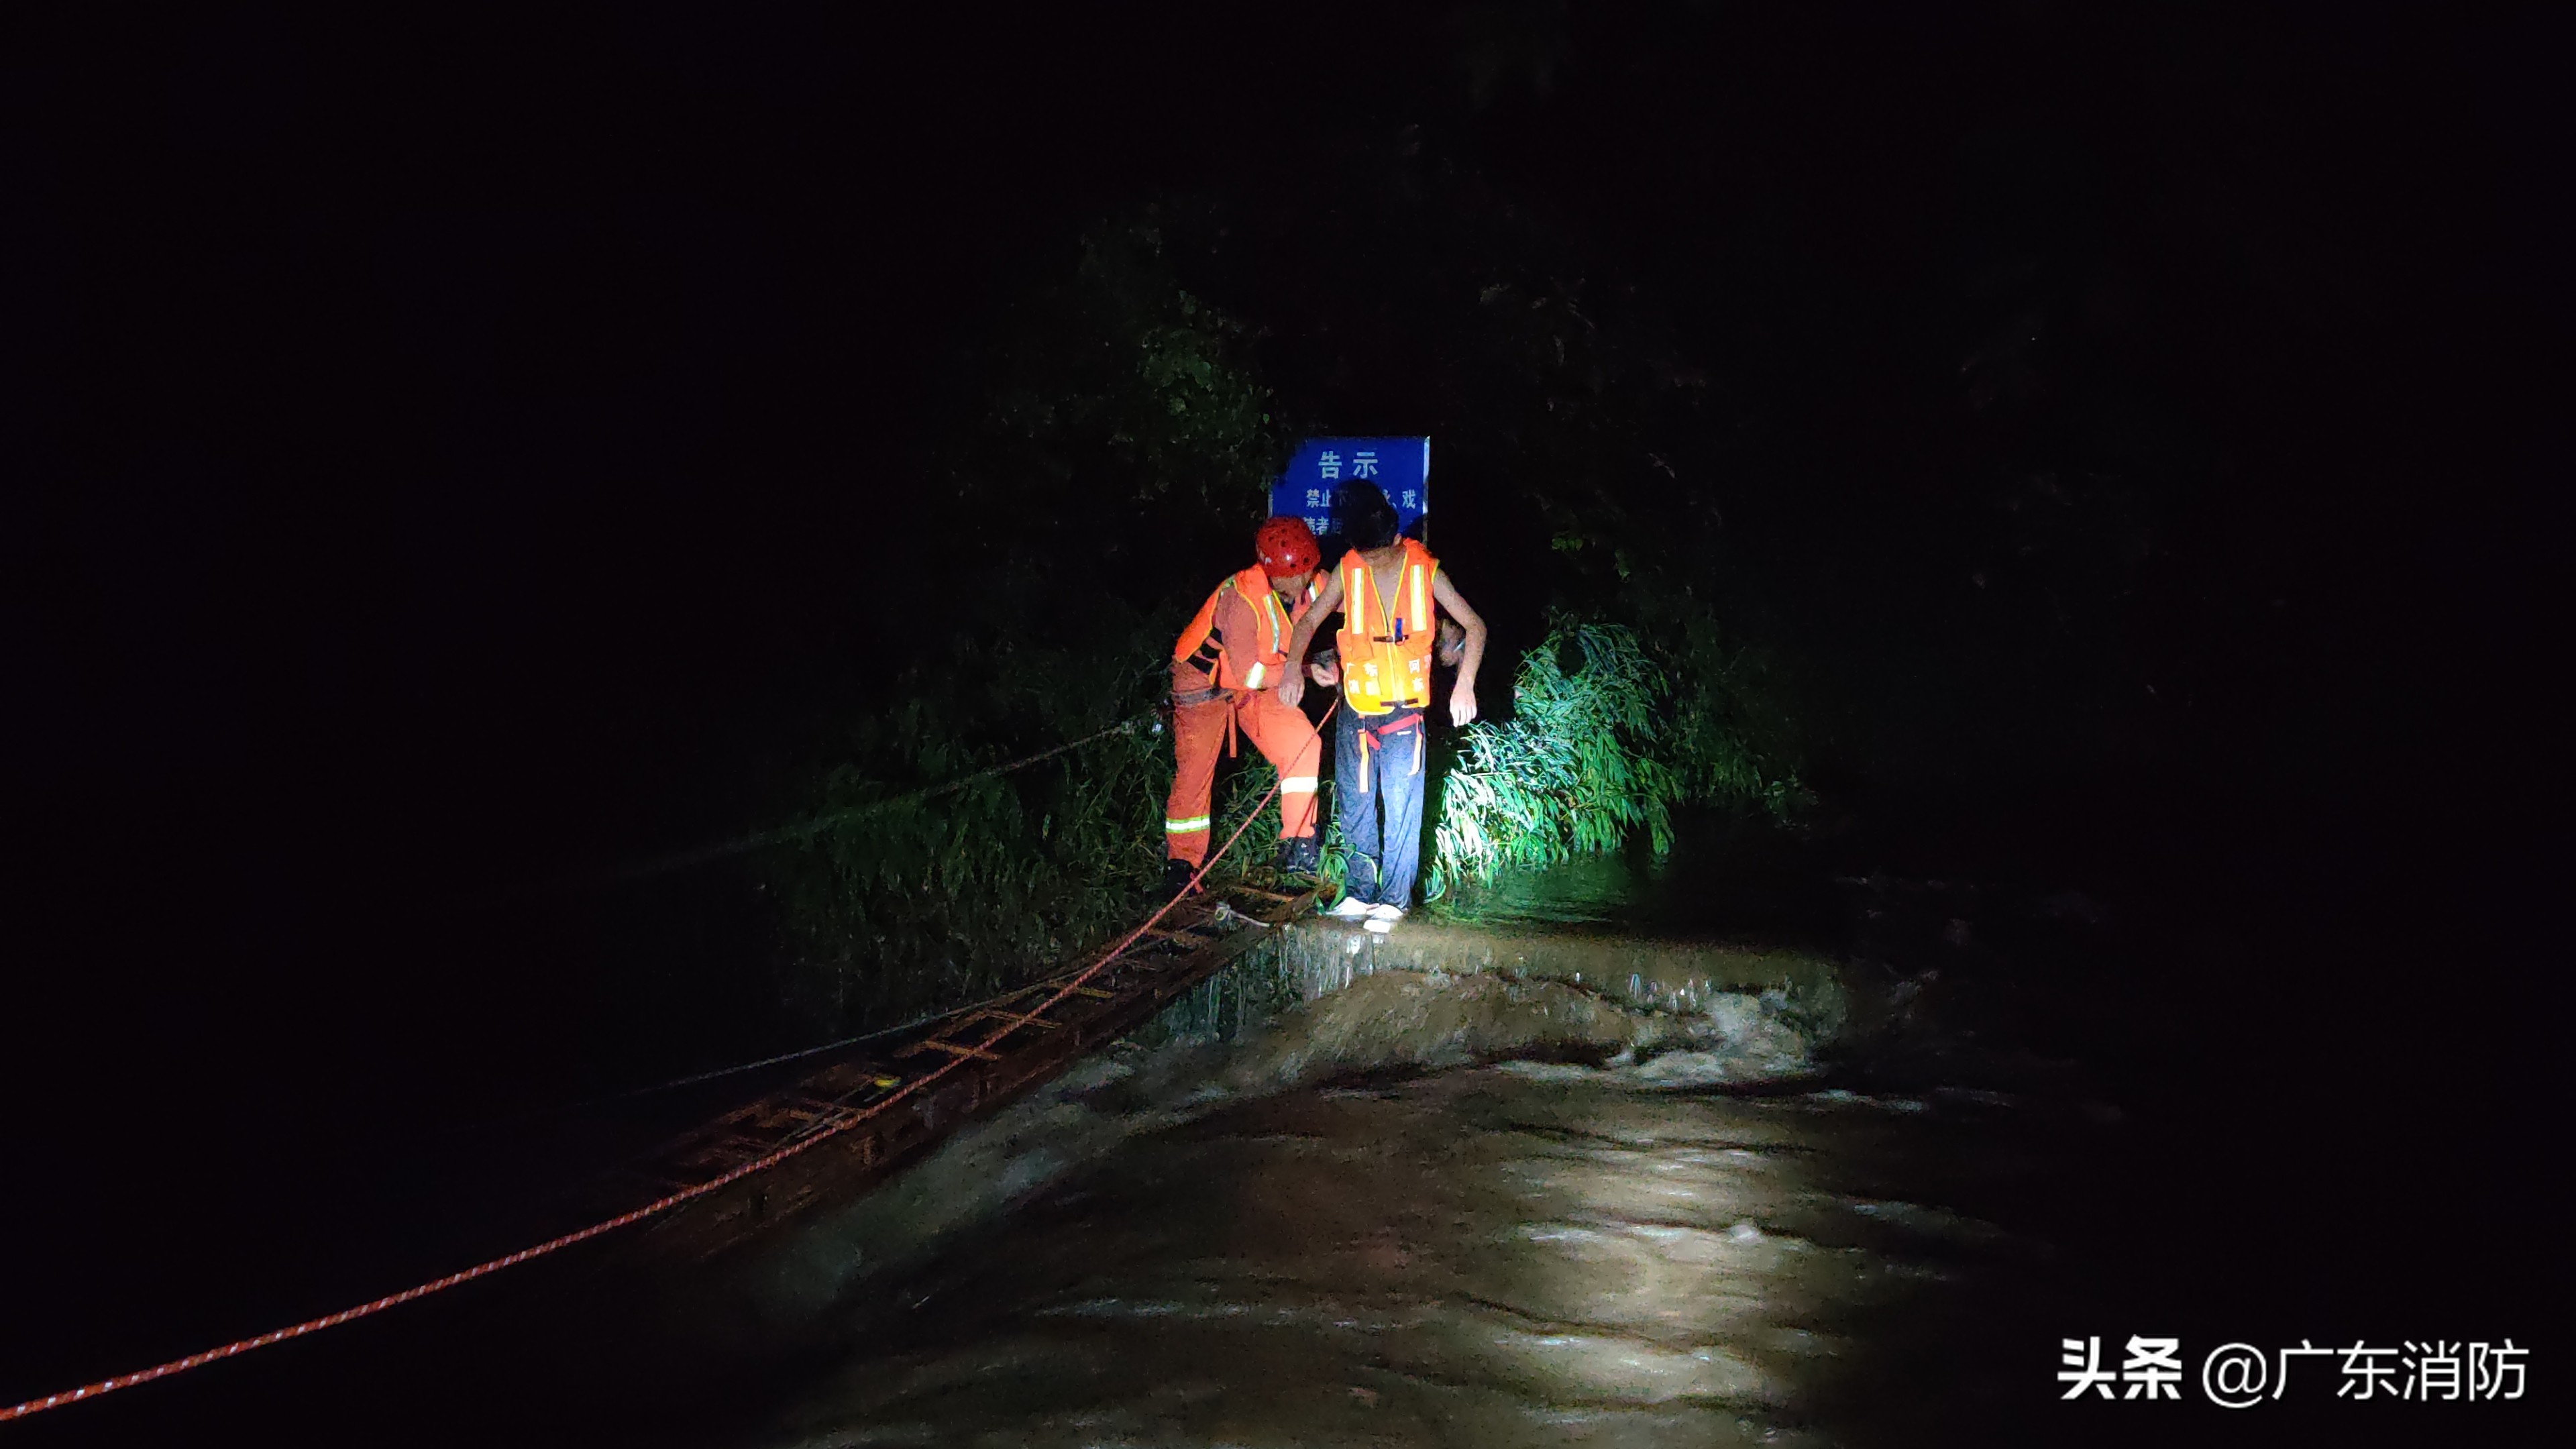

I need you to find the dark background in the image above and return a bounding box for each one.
[4,1,2566,1442]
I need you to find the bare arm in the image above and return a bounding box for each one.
[1275,570,1344,708]
[1432,572,1487,727]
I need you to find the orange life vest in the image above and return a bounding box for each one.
[1334,540,1439,716]
[1171,567,1320,694]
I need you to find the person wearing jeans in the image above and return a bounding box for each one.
[1277,483,1487,932]
[1331,700,1428,916]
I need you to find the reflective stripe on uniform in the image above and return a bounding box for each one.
[1203,573,1290,691]
[1165,815,1212,834]
[1338,547,1436,712]
[1279,775,1318,794]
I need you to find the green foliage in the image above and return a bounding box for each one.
[765,635,1298,1032]
[1429,622,1676,896]
[967,216,1282,525]
[1428,621,1799,898]
[1628,598,1810,818]
[760,221,1291,1033]
[764,621,1166,1030]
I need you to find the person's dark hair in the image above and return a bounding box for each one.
[1338,481,1399,550]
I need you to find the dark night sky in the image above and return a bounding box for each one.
[6,0,2563,1079]
[3,1,2568,1427]
[12,1,2561,869]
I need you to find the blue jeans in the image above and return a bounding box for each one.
[1334,705,1427,907]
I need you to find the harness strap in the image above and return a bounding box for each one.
[1354,710,1424,794]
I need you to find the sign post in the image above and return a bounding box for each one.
[1269,437,1431,547]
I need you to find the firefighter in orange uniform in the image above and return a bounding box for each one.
[1162,517,1332,894]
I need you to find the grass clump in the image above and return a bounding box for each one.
[764,640,1166,1031]
[1428,620,1799,899]
[757,217,1291,1035]
[763,616,1300,1035]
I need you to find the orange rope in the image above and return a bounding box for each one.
[0,702,1333,1425]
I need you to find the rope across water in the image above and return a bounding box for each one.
[582,710,1159,888]
[0,701,1327,1426]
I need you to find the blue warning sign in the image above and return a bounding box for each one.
[1269,437,1430,545]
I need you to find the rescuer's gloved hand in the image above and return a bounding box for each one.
[1309,657,1340,687]
[1449,682,1479,727]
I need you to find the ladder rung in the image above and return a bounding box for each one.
[897,1038,1004,1061]
[777,1097,860,1128]
[969,1010,1059,1031]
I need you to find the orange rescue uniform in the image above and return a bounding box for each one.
[1163,567,1325,865]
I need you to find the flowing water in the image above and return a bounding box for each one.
[6,827,2537,1449]
[669,858,2134,1448]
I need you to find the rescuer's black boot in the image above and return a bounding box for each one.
[1162,857,1199,896]
[1275,835,1322,877]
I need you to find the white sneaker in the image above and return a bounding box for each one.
[1362,902,1404,934]
[1326,897,1373,921]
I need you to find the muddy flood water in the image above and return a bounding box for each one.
[629,840,2542,1449]
[8,845,2541,1449]
[659,861,2150,1449]
[736,985,2070,1446]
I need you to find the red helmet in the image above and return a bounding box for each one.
[1253,515,1321,578]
